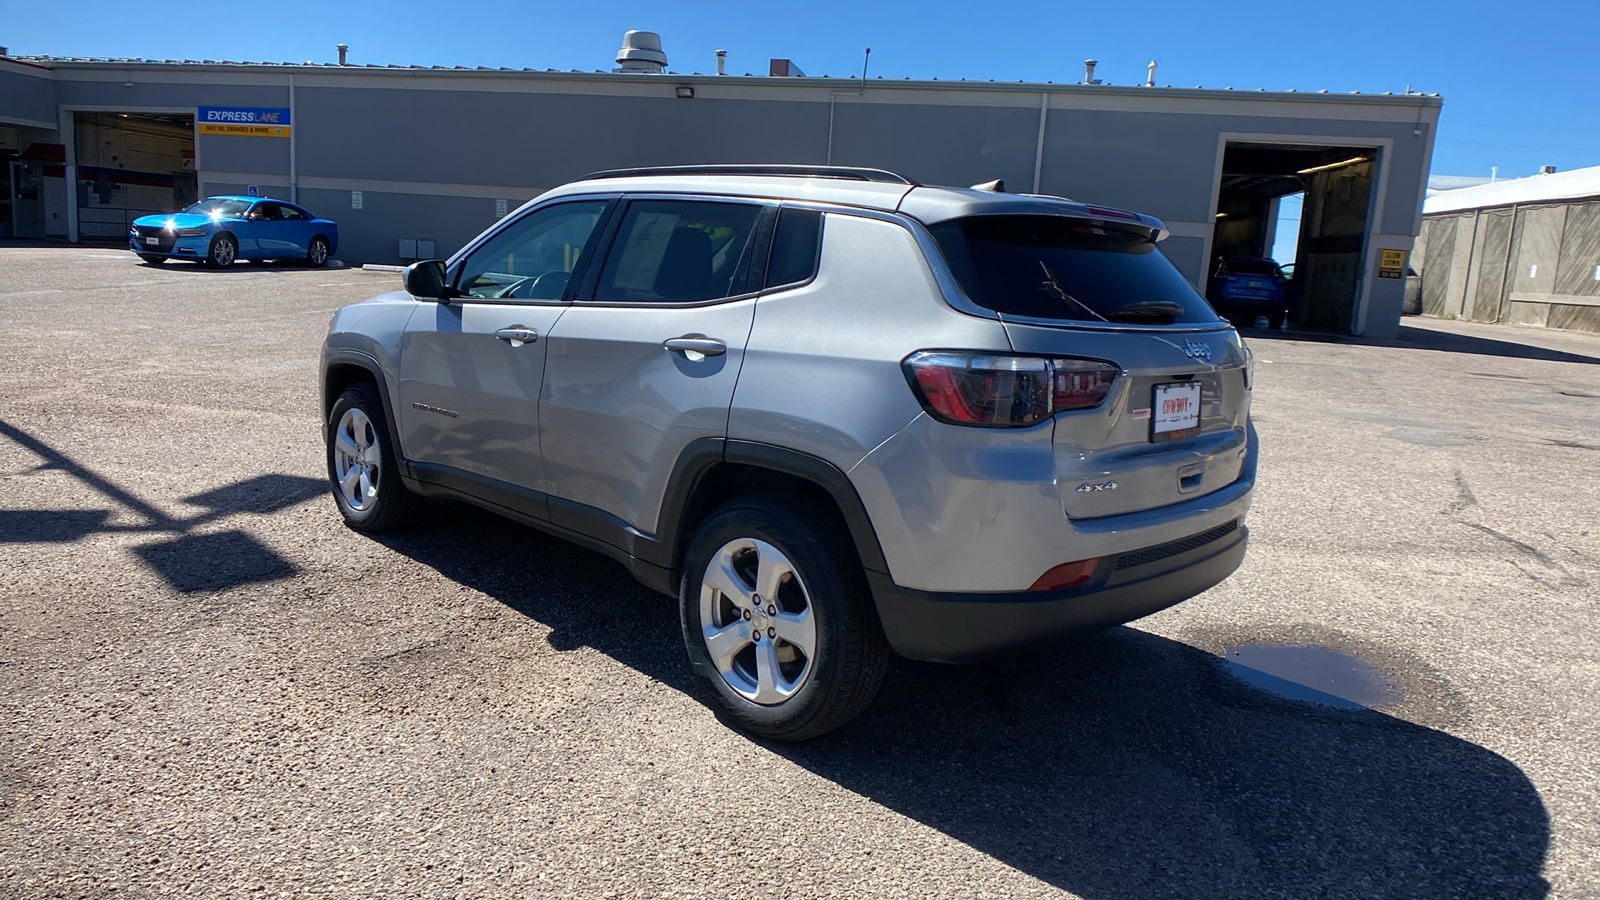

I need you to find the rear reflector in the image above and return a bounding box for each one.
[1029,558,1101,592]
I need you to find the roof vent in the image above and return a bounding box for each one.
[1083,59,1101,85]
[769,59,806,77]
[1539,165,1557,175]
[336,43,348,66]
[615,30,667,74]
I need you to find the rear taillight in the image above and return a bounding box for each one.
[902,351,1118,427]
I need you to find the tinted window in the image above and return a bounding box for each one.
[595,200,761,303]
[1220,258,1280,277]
[764,208,823,290]
[183,198,252,218]
[930,216,1220,325]
[456,200,608,300]
[278,205,309,221]
[248,203,280,221]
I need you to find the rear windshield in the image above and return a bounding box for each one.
[1221,258,1281,276]
[929,216,1220,325]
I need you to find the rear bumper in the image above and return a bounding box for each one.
[870,522,1247,663]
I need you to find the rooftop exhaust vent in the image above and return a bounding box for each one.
[615,30,667,74]
[1540,165,1557,175]
[769,59,806,77]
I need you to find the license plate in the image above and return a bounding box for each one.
[145,237,159,246]
[1248,280,1264,288]
[1151,382,1201,442]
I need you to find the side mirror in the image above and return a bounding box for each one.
[403,259,449,299]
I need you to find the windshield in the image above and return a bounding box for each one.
[181,198,253,219]
[930,216,1221,325]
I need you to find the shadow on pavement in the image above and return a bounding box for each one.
[0,418,324,592]
[376,502,1552,899]
[1243,321,1600,366]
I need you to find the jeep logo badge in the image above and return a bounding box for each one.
[1183,339,1212,362]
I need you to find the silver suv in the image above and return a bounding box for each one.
[321,165,1256,741]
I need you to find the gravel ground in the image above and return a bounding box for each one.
[1,245,1596,898]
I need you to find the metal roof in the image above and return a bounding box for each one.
[0,54,1443,105]
[1423,165,1600,215]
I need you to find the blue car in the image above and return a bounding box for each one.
[1206,256,1290,328]
[130,196,339,268]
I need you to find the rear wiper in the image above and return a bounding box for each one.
[1106,300,1184,323]
[1038,262,1110,322]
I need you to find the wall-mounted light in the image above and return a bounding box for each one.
[1296,155,1370,176]
[675,86,694,99]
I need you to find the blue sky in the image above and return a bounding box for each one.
[7,0,1595,180]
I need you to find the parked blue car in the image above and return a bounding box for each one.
[1206,256,1290,328]
[130,196,338,268]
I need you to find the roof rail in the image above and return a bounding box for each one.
[578,164,918,185]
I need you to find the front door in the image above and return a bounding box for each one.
[397,198,613,508]
[541,197,769,540]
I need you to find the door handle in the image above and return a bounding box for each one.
[662,335,727,358]
[494,326,539,345]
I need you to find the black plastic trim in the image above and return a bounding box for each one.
[721,440,892,575]
[870,525,1247,663]
[320,349,404,464]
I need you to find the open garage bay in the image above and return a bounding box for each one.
[1,246,1596,897]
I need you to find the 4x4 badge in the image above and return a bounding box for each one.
[1076,480,1118,493]
[1183,339,1212,362]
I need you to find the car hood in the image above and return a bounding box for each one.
[131,213,224,229]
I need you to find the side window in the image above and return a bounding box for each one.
[279,205,309,221]
[455,200,609,301]
[248,203,278,221]
[594,200,762,303]
[764,208,823,290]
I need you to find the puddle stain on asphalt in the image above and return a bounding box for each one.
[1222,643,1401,710]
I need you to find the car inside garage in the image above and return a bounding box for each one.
[1212,141,1377,331]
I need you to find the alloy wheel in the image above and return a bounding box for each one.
[699,538,817,705]
[332,407,382,512]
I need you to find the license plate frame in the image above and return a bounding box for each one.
[144,237,160,246]
[1150,381,1202,443]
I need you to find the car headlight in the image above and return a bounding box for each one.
[177,227,207,237]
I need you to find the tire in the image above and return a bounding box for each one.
[306,236,330,268]
[207,233,238,268]
[1270,308,1288,330]
[679,495,890,742]
[325,381,420,533]
[136,253,167,265]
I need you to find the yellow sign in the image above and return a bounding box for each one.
[1379,249,1405,269]
[198,122,291,138]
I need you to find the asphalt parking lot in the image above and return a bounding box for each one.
[2,244,1597,898]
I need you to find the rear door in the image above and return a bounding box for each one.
[397,198,614,507]
[539,196,769,540]
[928,214,1251,519]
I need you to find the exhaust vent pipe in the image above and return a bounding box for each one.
[1083,59,1100,85]
[1540,165,1557,175]
[615,30,668,74]
[1147,60,1157,87]
[715,49,726,75]
[336,43,348,66]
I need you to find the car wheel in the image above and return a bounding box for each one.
[326,382,420,533]
[207,233,238,268]
[1270,309,1288,330]
[306,236,330,267]
[136,253,166,265]
[680,495,890,742]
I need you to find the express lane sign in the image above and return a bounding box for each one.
[197,106,291,138]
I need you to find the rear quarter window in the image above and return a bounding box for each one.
[930,215,1221,325]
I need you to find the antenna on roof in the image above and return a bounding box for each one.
[860,48,871,90]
